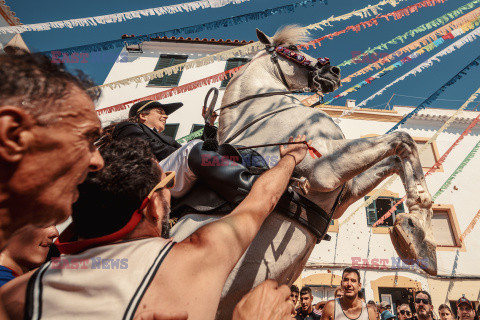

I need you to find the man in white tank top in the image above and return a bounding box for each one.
[1,136,308,320]
[321,268,376,320]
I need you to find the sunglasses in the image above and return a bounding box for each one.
[415,299,430,305]
[400,310,412,315]
[147,171,176,199]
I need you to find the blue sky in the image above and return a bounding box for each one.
[8,0,480,110]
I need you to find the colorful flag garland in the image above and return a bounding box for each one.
[0,0,251,34]
[92,0,413,90]
[342,6,480,83]
[337,0,480,68]
[300,0,447,49]
[96,65,243,115]
[41,0,327,56]
[325,15,480,109]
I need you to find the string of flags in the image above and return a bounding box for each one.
[325,15,480,108]
[0,0,251,34]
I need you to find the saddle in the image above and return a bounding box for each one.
[171,144,337,243]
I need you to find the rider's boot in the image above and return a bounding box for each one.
[187,142,258,204]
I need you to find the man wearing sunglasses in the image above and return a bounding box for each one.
[414,291,434,320]
[1,136,308,319]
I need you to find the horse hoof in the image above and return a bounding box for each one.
[390,213,437,276]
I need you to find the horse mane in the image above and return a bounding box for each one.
[271,25,311,46]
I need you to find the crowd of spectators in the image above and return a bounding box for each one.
[289,285,478,320]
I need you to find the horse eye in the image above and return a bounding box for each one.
[289,45,298,51]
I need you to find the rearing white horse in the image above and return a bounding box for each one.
[172,25,436,319]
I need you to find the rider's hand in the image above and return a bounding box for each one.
[232,279,294,320]
[279,135,311,165]
[202,106,218,126]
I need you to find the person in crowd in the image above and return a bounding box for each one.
[1,136,309,319]
[315,301,327,317]
[321,268,376,320]
[0,48,104,247]
[296,286,320,320]
[397,304,413,320]
[456,296,476,320]
[335,287,345,299]
[0,47,104,319]
[358,291,366,302]
[291,285,300,309]
[438,304,453,320]
[367,301,380,320]
[379,302,395,320]
[111,100,223,199]
[415,291,434,320]
[0,225,58,287]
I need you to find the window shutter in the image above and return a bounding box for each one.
[365,196,377,226]
[148,55,188,87]
[220,58,250,88]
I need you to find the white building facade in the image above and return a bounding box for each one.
[98,39,480,317]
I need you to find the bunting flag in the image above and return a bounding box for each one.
[96,66,243,115]
[41,0,327,56]
[324,15,480,109]
[332,25,480,122]
[339,85,480,227]
[337,0,480,67]
[373,108,480,226]
[300,0,447,49]
[460,209,480,242]
[0,0,251,34]
[433,140,480,203]
[89,0,412,90]
[342,6,480,83]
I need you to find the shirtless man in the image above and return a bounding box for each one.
[321,268,376,320]
[1,136,308,319]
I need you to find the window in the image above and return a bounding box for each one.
[431,205,461,248]
[163,123,179,139]
[148,55,188,87]
[220,58,250,88]
[365,196,405,227]
[414,138,441,170]
[191,124,204,134]
[308,286,336,304]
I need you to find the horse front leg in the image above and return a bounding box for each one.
[307,132,436,275]
[334,156,404,218]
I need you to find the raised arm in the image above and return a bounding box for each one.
[183,135,310,270]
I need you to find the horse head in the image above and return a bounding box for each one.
[256,25,341,94]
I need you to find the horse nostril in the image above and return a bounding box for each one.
[330,66,341,76]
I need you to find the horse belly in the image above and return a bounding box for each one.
[170,211,316,320]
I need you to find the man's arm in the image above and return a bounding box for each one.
[180,135,310,271]
[114,123,178,161]
[321,300,335,320]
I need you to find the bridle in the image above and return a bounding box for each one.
[221,44,331,144]
[266,44,330,92]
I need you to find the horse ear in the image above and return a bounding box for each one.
[256,29,272,45]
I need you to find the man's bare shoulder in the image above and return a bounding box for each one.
[1,272,33,320]
[321,300,336,320]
